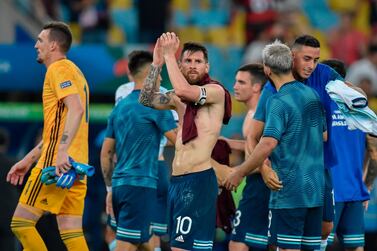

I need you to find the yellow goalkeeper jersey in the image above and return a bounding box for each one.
[36,59,89,168]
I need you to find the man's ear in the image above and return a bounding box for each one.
[253,82,262,92]
[50,41,58,52]
[263,65,271,77]
[206,63,210,73]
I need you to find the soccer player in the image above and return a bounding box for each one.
[113,79,178,251]
[225,40,326,251]
[221,64,271,251]
[101,50,177,251]
[254,36,376,251]
[7,21,90,250]
[139,33,232,250]
[322,59,377,251]
[241,35,347,251]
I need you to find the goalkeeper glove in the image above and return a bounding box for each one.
[56,169,77,189]
[69,157,95,177]
[41,166,59,185]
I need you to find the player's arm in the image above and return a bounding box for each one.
[164,48,225,105]
[101,137,116,189]
[164,128,177,145]
[161,32,224,105]
[224,137,278,190]
[211,159,233,186]
[139,37,177,110]
[100,137,116,217]
[22,140,43,165]
[139,65,177,110]
[245,119,264,156]
[55,94,84,175]
[241,137,277,176]
[220,137,245,152]
[6,141,43,185]
[365,134,377,191]
[245,119,282,190]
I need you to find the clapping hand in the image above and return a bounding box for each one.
[159,32,180,58]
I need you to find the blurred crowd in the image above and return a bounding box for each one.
[14,0,377,107]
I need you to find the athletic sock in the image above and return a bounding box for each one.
[11,217,47,251]
[60,229,88,251]
[314,239,328,251]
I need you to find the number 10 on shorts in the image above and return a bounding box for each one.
[176,216,192,234]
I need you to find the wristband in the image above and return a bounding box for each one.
[106,186,112,192]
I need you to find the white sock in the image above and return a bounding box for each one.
[108,239,116,251]
[314,239,328,251]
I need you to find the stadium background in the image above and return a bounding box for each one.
[0,0,377,250]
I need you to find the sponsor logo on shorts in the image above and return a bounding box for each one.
[60,81,72,89]
[24,180,32,196]
[40,198,48,205]
[175,235,184,242]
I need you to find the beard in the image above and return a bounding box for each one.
[36,56,43,64]
[184,71,205,85]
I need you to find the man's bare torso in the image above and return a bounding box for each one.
[172,97,225,176]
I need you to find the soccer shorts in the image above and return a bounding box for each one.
[112,185,156,244]
[327,201,365,248]
[168,168,218,250]
[323,168,335,222]
[230,173,270,249]
[19,167,86,215]
[151,160,170,236]
[268,207,322,250]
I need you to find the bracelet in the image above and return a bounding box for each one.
[106,186,112,193]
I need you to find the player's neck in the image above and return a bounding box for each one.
[245,94,260,111]
[45,53,66,68]
[134,78,147,90]
[270,73,295,91]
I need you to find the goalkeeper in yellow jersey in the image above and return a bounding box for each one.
[6,21,90,251]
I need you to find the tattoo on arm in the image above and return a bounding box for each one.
[102,150,115,186]
[366,135,377,189]
[159,91,174,105]
[61,133,69,144]
[139,64,162,107]
[366,159,377,189]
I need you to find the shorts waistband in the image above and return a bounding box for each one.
[170,168,215,183]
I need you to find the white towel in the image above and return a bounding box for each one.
[326,79,377,135]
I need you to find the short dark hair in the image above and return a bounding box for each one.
[128,50,153,77]
[180,42,208,62]
[321,59,346,78]
[43,21,72,53]
[292,34,320,49]
[237,63,267,86]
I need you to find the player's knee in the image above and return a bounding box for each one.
[57,214,83,230]
[10,216,37,237]
[228,240,249,251]
[321,221,333,239]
